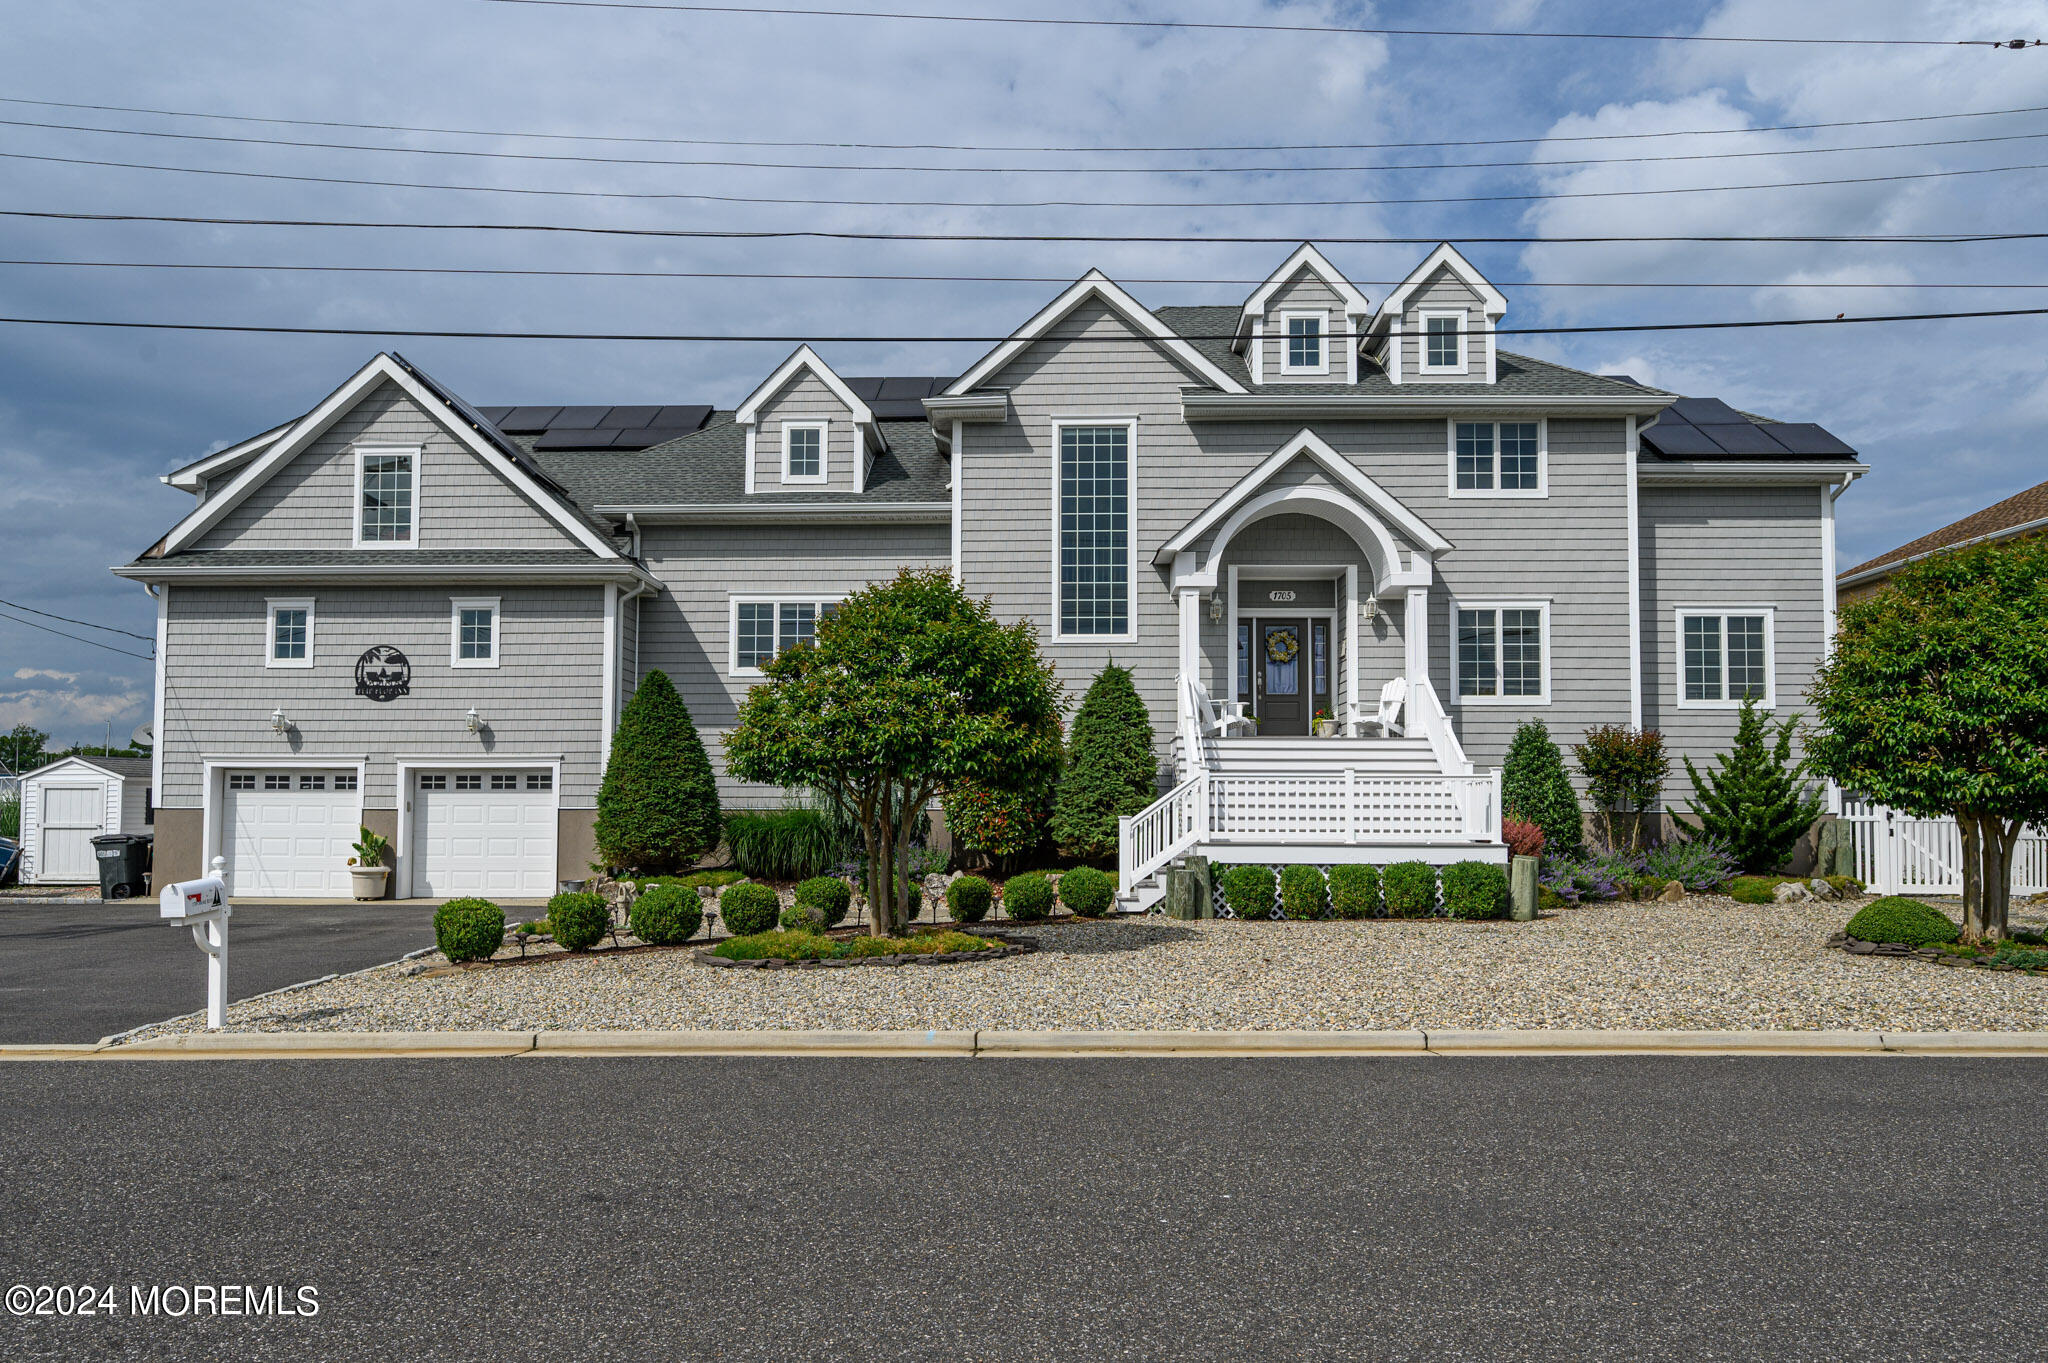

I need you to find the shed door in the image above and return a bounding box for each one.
[411,770,557,899]
[222,770,359,898]
[36,784,105,882]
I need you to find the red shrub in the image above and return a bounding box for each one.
[1501,816,1546,860]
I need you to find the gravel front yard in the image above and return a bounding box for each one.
[118,893,2048,1039]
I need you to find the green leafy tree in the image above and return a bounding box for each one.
[1572,725,1668,852]
[1669,696,1823,876]
[593,669,721,874]
[941,780,1051,876]
[724,569,1064,936]
[3,724,49,776]
[1807,539,2048,942]
[1502,719,1583,858]
[1051,662,1159,862]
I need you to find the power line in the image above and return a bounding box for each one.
[0,597,154,642]
[8,210,2041,245]
[473,0,2038,49]
[2,306,2043,343]
[0,607,154,662]
[13,146,2043,209]
[5,92,2045,154]
[10,112,2048,175]
[6,259,2039,290]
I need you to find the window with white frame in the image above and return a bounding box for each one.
[266,598,313,668]
[355,447,416,544]
[732,597,839,673]
[1456,602,1549,702]
[1450,420,1544,495]
[1678,609,1774,706]
[1056,422,1132,637]
[1419,311,1468,373]
[1281,312,1326,373]
[781,420,827,484]
[450,597,500,668]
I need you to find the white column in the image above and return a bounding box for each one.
[1625,415,1643,731]
[1405,584,1430,694]
[1178,585,1202,681]
[1344,564,1359,732]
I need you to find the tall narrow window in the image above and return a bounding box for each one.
[1499,422,1540,490]
[1283,314,1323,371]
[781,421,826,483]
[1426,315,1460,368]
[357,450,415,543]
[1236,622,1251,702]
[451,597,499,668]
[266,598,313,669]
[1312,621,1329,699]
[1458,608,1497,697]
[777,602,817,653]
[735,601,776,670]
[1058,424,1130,636]
[1681,611,1772,705]
[1458,604,1548,702]
[1455,422,1495,490]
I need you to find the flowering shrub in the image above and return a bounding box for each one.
[1539,854,1624,905]
[1501,817,1546,860]
[1640,837,1738,893]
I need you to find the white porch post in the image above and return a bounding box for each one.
[1177,584,1201,681]
[1404,584,1430,696]
[1343,564,1359,734]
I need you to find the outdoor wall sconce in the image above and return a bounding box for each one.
[1208,593,1224,623]
[269,707,292,735]
[1361,596,1379,625]
[464,707,484,734]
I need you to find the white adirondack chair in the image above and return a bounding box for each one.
[1355,676,1407,737]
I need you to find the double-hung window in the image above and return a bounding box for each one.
[450,597,500,668]
[1055,421,1133,638]
[1450,419,1544,495]
[731,597,839,674]
[1456,602,1549,703]
[1280,312,1326,374]
[355,446,417,545]
[1418,311,1468,374]
[266,598,314,669]
[1678,609,1773,706]
[781,420,827,484]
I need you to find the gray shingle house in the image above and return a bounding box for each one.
[119,242,1861,904]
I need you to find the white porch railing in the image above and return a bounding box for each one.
[1120,771,1207,895]
[1839,797,2048,897]
[1406,677,1473,776]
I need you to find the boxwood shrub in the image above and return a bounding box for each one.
[946,875,994,924]
[1441,861,1509,920]
[1327,864,1381,920]
[1279,864,1327,920]
[794,876,853,929]
[780,900,825,933]
[719,882,781,937]
[1058,866,1115,918]
[434,897,504,963]
[1221,864,1277,921]
[1002,872,1056,923]
[1383,861,1438,918]
[547,891,610,952]
[629,884,703,945]
[1845,896,1961,947]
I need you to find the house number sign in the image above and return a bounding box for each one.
[1268,589,1297,602]
[354,646,412,702]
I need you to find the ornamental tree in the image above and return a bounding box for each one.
[1669,696,1822,874]
[593,669,721,874]
[1051,662,1159,863]
[1502,719,1583,859]
[1572,725,1668,852]
[724,569,1065,935]
[1806,539,2048,942]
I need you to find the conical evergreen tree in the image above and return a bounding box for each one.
[1670,696,1823,872]
[594,669,722,874]
[1502,718,1584,859]
[1052,663,1159,862]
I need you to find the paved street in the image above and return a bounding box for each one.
[0,903,438,1043]
[1,1057,2042,1360]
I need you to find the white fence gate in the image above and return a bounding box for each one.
[1839,797,2048,897]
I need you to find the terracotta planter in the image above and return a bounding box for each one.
[350,865,390,901]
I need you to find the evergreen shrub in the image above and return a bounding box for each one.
[1669,696,1824,873]
[1441,862,1509,920]
[1221,864,1277,921]
[629,884,703,945]
[1327,864,1381,919]
[1844,896,1961,947]
[794,876,853,929]
[547,891,610,952]
[1058,866,1116,918]
[1051,663,1159,861]
[1383,861,1439,917]
[434,898,503,963]
[1503,720,1584,859]
[719,882,781,936]
[1279,864,1328,920]
[946,875,994,924]
[594,670,721,873]
[1002,872,1056,922]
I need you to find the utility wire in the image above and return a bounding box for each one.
[9,113,2048,175]
[0,607,154,661]
[473,0,2039,50]
[13,147,2043,209]
[5,92,2046,153]
[0,597,155,642]
[7,210,2040,245]
[5,259,2037,290]
[2,306,2043,343]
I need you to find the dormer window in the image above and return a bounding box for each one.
[354,445,418,546]
[1419,312,1467,375]
[1281,311,1328,375]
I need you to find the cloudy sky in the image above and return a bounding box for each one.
[1,0,2044,747]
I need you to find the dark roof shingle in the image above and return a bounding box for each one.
[1840,476,2048,581]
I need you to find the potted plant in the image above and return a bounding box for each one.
[1313,708,1340,738]
[347,827,392,900]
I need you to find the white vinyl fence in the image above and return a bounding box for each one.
[1839,796,2048,897]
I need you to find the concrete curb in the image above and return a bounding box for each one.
[528,1029,976,1057]
[978,1029,1429,1056]
[97,1031,537,1059]
[1422,1029,1888,1055]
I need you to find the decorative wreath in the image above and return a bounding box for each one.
[1265,629,1299,665]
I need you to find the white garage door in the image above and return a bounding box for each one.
[411,770,557,899]
[223,770,360,898]
[36,783,106,882]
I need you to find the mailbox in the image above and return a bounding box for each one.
[161,856,231,1029]
[161,875,227,920]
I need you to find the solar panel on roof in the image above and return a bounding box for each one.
[841,377,885,400]
[497,406,563,433]
[549,405,610,429]
[1698,422,1791,456]
[599,406,662,429]
[1641,423,1723,457]
[876,377,945,400]
[653,404,713,431]
[870,400,931,420]
[1667,397,1748,425]
[477,406,514,423]
[533,428,624,449]
[1760,423,1856,456]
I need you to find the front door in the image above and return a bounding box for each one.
[1254,618,1310,736]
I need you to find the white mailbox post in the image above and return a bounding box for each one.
[160,855,231,1031]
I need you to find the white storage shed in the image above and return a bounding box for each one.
[18,756,153,885]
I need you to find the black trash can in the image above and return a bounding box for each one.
[93,833,153,901]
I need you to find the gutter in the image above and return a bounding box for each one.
[112,562,660,588]
[1836,507,2047,589]
[592,501,951,525]
[1179,392,1673,420]
[1635,460,1865,486]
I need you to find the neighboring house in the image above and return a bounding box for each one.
[118,242,1862,904]
[17,755,153,885]
[1836,475,2048,606]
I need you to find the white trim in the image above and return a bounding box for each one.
[200,755,370,891]
[151,584,168,799]
[950,419,965,583]
[1625,416,1643,730]
[734,345,875,426]
[394,757,563,900]
[1449,598,1552,706]
[1249,318,1264,384]
[351,444,422,550]
[601,583,619,769]
[1050,417,1140,644]
[1369,242,1509,329]
[1386,316,1403,385]
[1231,583,1344,729]
[1820,484,1838,656]
[1277,310,1330,376]
[264,596,315,669]
[1180,392,1670,420]
[779,419,830,485]
[583,503,950,526]
[449,595,501,669]
[743,426,757,494]
[1236,244,1371,336]
[946,270,1249,397]
[1636,460,1861,485]
[118,562,655,586]
[726,595,839,677]
[1415,309,1469,375]
[1446,418,1548,499]
[162,420,296,491]
[1673,605,1778,709]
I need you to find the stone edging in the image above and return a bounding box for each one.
[692,933,1037,970]
[1826,933,2048,976]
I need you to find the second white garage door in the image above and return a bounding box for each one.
[410,770,557,898]
[222,770,360,898]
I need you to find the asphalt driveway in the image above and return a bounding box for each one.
[0,903,438,1044]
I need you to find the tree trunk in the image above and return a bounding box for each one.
[1955,810,1983,942]
[1985,819,2021,943]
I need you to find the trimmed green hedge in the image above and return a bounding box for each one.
[1845,896,1961,947]
[434,897,503,963]
[1002,872,1056,923]
[1279,864,1327,920]
[1328,864,1381,919]
[629,884,702,946]
[1221,864,1276,921]
[547,891,610,952]
[946,875,994,924]
[1383,862,1438,918]
[719,882,781,937]
[1058,866,1115,918]
[1442,862,1509,920]
[794,876,852,929]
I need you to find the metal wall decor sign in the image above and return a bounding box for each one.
[1268,589,1297,602]
[354,646,412,702]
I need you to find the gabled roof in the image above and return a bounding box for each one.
[1368,242,1508,335]
[20,754,151,783]
[946,270,1249,396]
[1235,243,1372,346]
[1839,475,2048,586]
[163,418,300,492]
[734,345,875,426]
